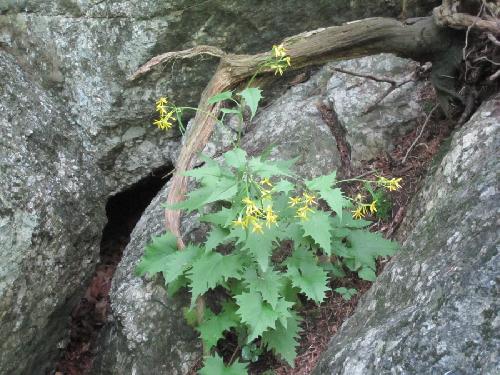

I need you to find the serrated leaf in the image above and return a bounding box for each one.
[243,267,283,309]
[205,226,230,252]
[170,177,238,212]
[241,225,280,272]
[199,354,248,375]
[347,230,398,268]
[183,163,222,181]
[238,87,262,119]
[207,90,233,104]
[273,180,295,194]
[135,232,178,276]
[200,207,236,228]
[305,172,350,219]
[285,248,329,303]
[235,291,292,341]
[224,148,247,169]
[262,313,301,366]
[358,266,377,281]
[305,171,337,191]
[300,209,332,254]
[197,306,239,349]
[161,244,202,284]
[335,287,357,301]
[188,252,243,307]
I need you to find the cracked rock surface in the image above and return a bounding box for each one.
[314,96,499,375]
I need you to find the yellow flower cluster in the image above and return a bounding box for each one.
[377,176,403,191]
[269,44,291,76]
[233,197,278,234]
[232,178,280,234]
[352,200,377,220]
[288,192,317,221]
[153,97,176,130]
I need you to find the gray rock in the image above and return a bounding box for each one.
[0,1,436,192]
[313,96,499,374]
[325,54,432,166]
[0,50,106,375]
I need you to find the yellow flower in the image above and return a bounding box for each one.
[303,192,317,206]
[264,206,278,228]
[232,217,246,228]
[261,177,273,187]
[251,221,264,234]
[284,56,291,66]
[369,200,377,214]
[153,111,176,130]
[289,196,302,207]
[388,178,402,191]
[352,207,365,220]
[156,97,168,107]
[261,189,272,200]
[295,205,313,221]
[243,197,260,216]
[377,176,402,191]
[272,44,287,58]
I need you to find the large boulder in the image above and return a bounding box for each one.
[0,50,106,375]
[95,53,434,373]
[314,96,499,374]
[0,0,437,192]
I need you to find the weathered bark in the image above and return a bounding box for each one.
[129,16,463,243]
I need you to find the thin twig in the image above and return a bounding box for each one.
[402,104,439,164]
[330,66,398,84]
[228,344,241,365]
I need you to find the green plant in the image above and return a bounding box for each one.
[136,45,401,374]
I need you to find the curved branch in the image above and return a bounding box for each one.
[128,45,226,81]
[157,16,460,246]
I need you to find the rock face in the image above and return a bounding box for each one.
[0,0,428,193]
[96,53,433,373]
[314,97,499,374]
[0,50,106,375]
[0,1,440,373]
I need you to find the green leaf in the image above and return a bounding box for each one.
[200,207,237,228]
[305,172,350,219]
[335,287,357,301]
[241,225,280,272]
[207,90,233,105]
[224,148,247,169]
[161,244,202,284]
[347,230,398,269]
[300,209,332,254]
[358,267,377,281]
[262,313,301,366]
[183,163,222,181]
[238,87,263,119]
[135,232,177,276]
[199,354,248,375]
[305,171,337,191]
[205,226,230,252]
[197,305,239,349]
[273,180,295,194]
[243,267,283,309]
[235,291,292,341]
[285,248,329,303]
[170,177,238,212]
[188,252,243,306]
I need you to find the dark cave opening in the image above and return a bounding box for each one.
[53,166,171,375]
